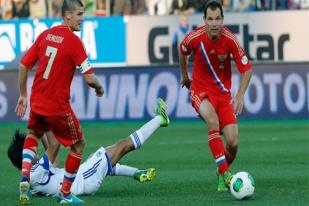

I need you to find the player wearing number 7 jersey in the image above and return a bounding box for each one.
[14,0,104,204]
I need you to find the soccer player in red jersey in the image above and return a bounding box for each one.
[14,0,104,204]
[179,0,252,192]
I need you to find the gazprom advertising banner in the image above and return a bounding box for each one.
[0,63,308,122]
[127,11,309,65]
[0,16,126,69]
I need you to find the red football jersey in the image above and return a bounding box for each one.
[21,25,93,115]
[180,25,252,95]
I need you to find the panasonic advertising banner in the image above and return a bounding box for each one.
[0,63,308,122]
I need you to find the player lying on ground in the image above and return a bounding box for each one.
[8,98,170,197]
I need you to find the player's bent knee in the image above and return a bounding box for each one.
[71,139,86,153]
[207,119,220,131]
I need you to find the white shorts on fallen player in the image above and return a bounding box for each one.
[30,147,111,196]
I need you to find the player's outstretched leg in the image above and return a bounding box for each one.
[55,192,85,205]
[19,176,30,205]
[155,98,170,127]
[133,168,156,183]
[129,97,169,150]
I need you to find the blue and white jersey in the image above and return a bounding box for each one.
[30,147,112,196]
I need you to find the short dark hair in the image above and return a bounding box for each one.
[61,0,84,17]
[8,129,26,170]
[203,0,224,18]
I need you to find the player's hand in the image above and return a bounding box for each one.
[231,95,244,116]
[95,86,104,97]
[181,78,192,89]
[15,96,27,118]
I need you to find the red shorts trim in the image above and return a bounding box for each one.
[190,89,237,130]
[27,109,83,147]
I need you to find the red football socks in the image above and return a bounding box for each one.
[61,151,82,197]
[208,130,230,175]
[21,135,39,180]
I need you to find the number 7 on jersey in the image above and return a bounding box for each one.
[43,46,58,79]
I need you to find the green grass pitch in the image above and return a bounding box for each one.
[0,120,308,205]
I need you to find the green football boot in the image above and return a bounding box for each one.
[224,171,234,188]
[155,98,170,127]
[217,171,228,192]
[133,168,156,183]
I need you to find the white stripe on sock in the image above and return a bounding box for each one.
[130,116,161,149]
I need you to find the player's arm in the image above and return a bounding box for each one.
[229,37,253,115]
[83,73,104,97]
[178,37,193,89]
[15,64,29,117]
[78,59,104,96]
[179,52,191,89]
[74,39,104,97]
[234,69,252,115]
[15,33,42,117]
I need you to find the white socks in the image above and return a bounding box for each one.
[130,116,161,149]
[113,163,138,177]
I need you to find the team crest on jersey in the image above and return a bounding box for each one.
[218,54,227,69]
[217,54,227,62]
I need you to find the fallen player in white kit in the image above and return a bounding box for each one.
[8,98,170,197]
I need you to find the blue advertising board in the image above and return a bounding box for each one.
[0,63,308,122]
[0,16,126,69]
